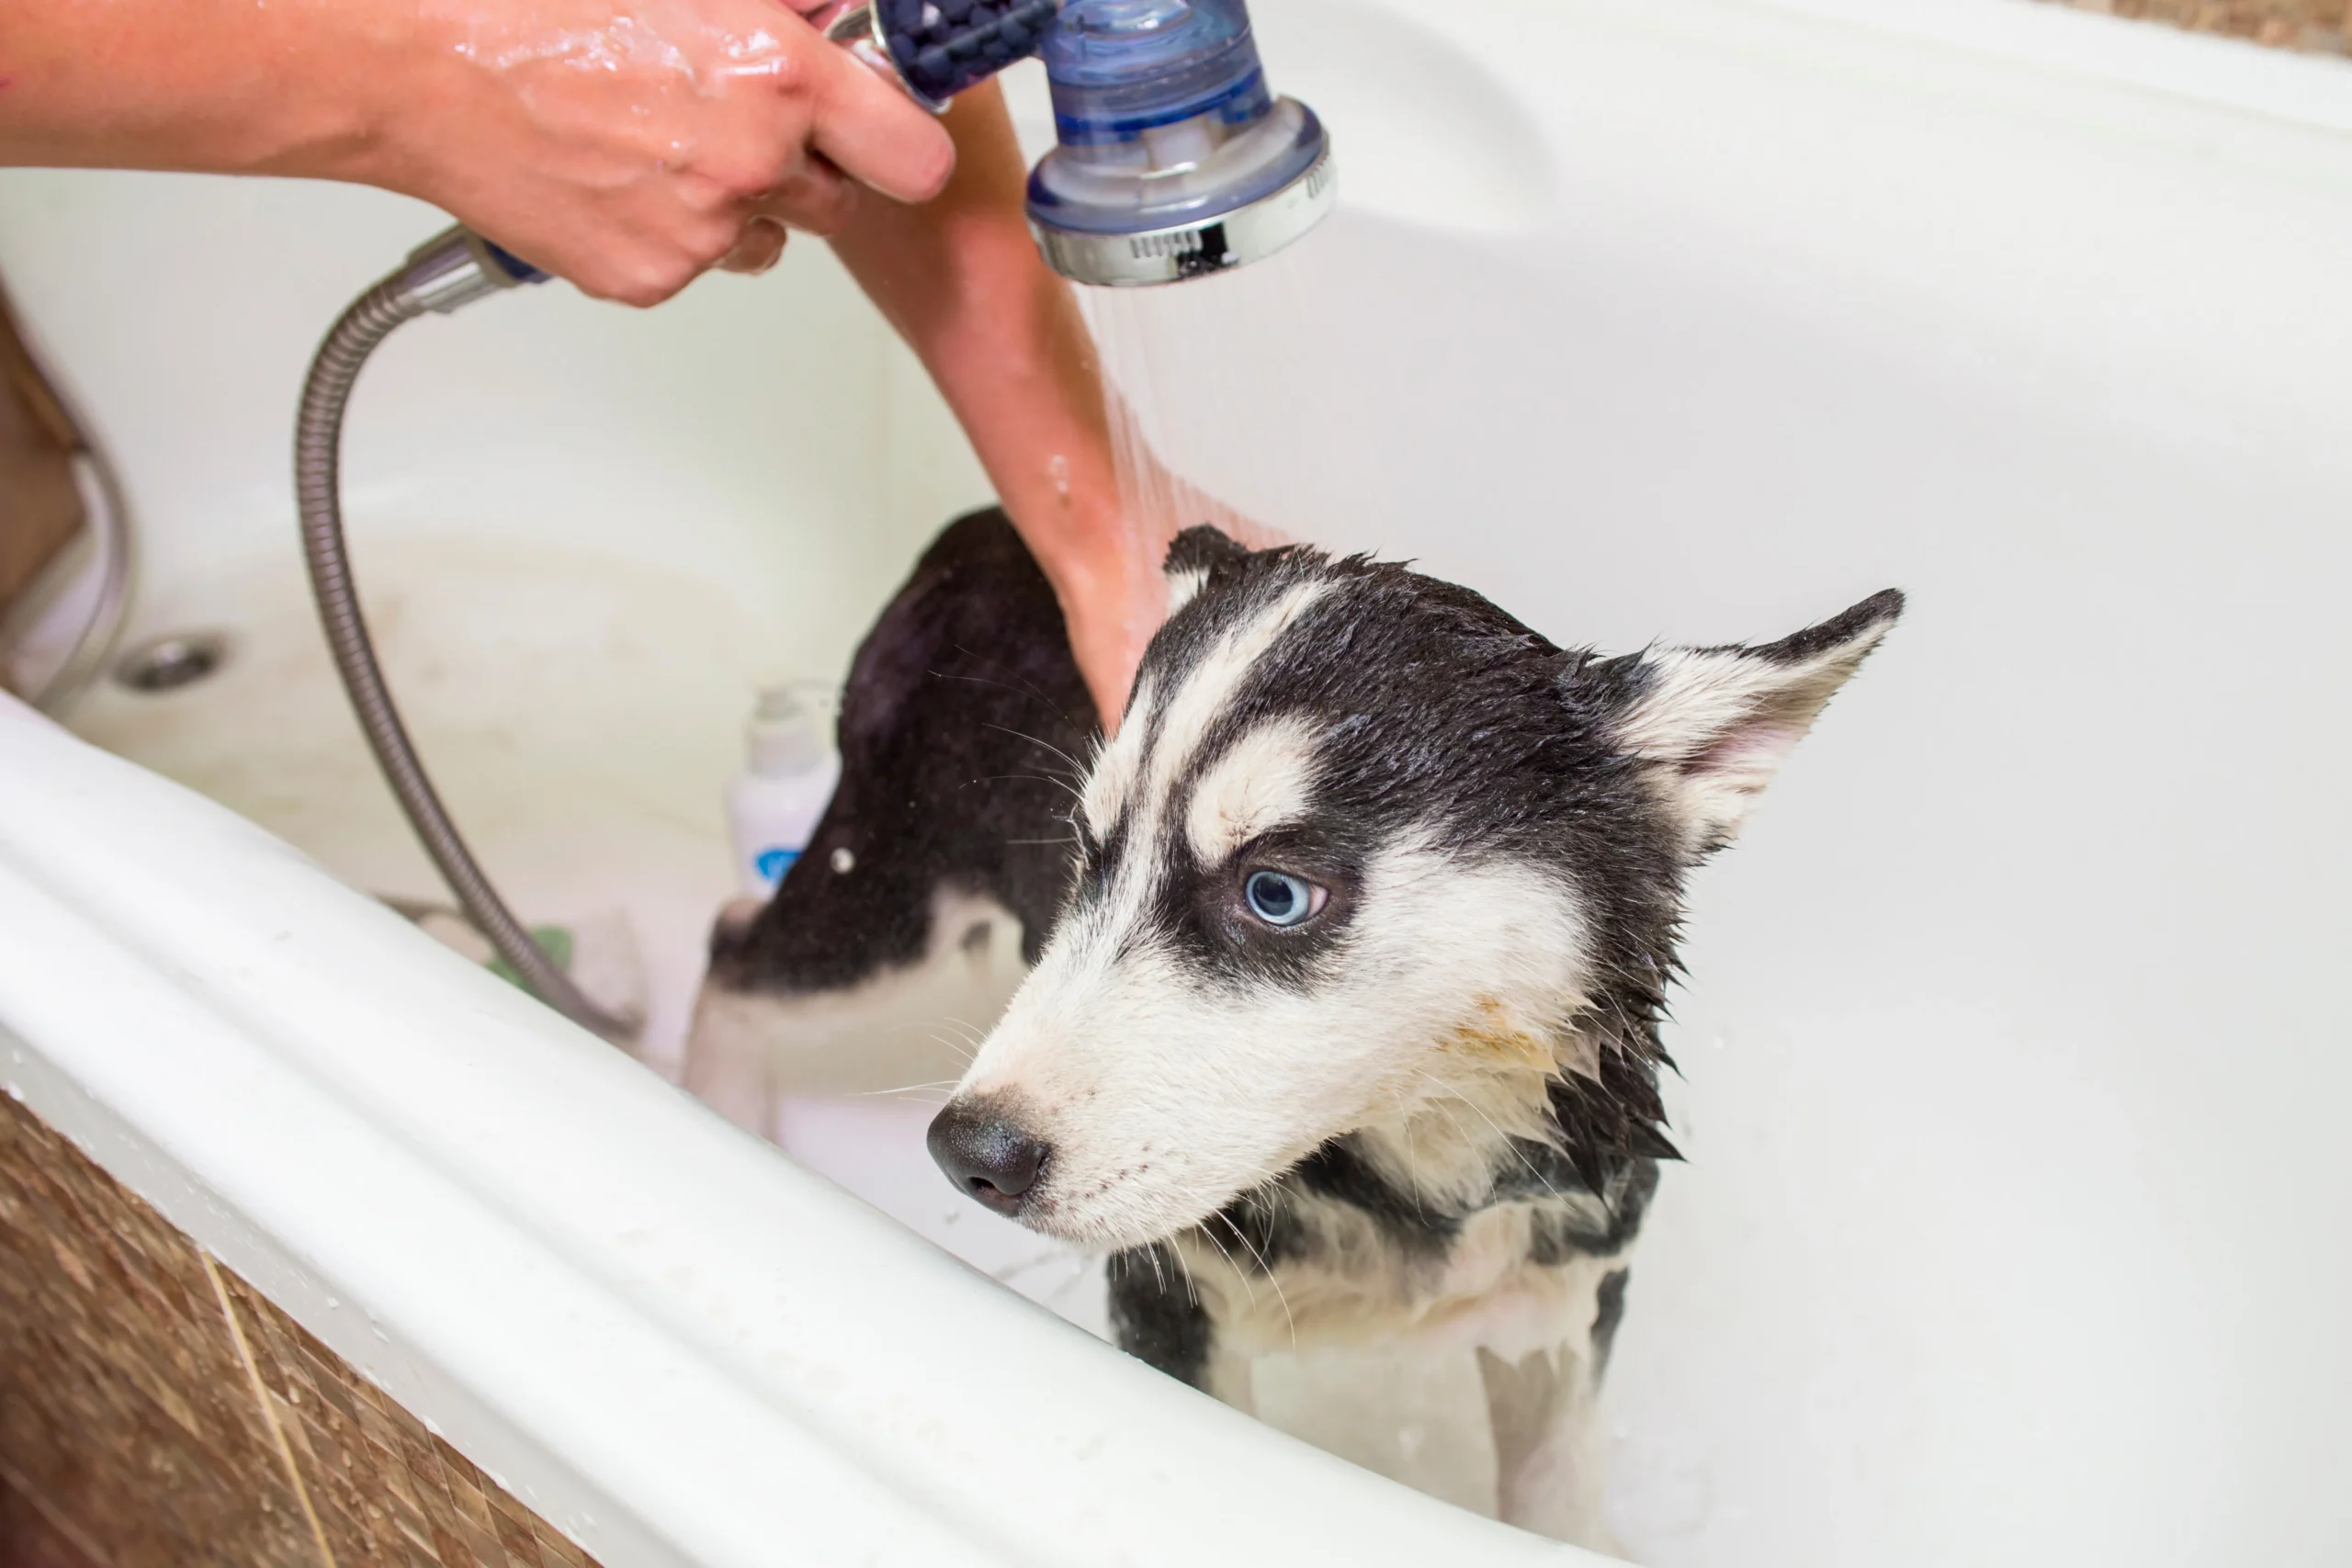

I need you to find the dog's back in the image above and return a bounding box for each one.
[688,508,1096,1117]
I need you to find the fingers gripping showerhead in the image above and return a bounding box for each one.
[837,0,1335,286]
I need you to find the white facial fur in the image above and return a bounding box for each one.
[948,567,1589,1244]
[1121,578,1330,841]
[1184,714,1321,866]
[957,833,1591,1249]
[951,558,1897,1251]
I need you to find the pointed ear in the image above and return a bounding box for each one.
[1162,525,1247,615]
[1609,589,1903,856]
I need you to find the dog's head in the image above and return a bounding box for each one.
[929,528,1900,1250]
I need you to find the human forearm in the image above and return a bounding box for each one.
[0,0,395,177]
[826,82,1159,728]
[0,0,953,305]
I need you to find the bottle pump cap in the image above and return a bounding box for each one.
[746,682,831,776]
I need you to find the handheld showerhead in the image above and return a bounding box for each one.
[839,0,1334,286]
[1023,0,1333,285]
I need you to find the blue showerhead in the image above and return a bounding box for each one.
[842,0,1333,285]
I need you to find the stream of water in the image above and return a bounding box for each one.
[1076,244,1365,564]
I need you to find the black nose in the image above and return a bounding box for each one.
[927,1098,1050,1216]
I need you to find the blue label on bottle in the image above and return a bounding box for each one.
[754,847,800,886]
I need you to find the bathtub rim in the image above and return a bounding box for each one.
[0,693,1591,1566]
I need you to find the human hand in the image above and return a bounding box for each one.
[2,0,956,303]
[371,0,955,303]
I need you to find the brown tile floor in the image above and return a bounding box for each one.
[2046,0,2352,54]
[0,1093,604,1568]
[0,1465,107,1568]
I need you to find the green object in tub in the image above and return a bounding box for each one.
[487,925,573,990]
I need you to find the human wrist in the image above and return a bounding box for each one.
[162,0,402,180]
[258,3,446,188]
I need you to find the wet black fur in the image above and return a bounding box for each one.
[705,509,1097,993]
[1592,1268,1632,1378]
[710,513,1894,1390]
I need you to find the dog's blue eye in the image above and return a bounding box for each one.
[1243,870,1319,928]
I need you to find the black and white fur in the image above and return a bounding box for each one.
[691,508,1900,1543]
[687,510,1094,1121]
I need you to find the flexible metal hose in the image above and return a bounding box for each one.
[295,236,630,1040]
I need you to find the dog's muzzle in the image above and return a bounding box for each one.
[927,1097,1050,1217]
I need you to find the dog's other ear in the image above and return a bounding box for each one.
[1609,589,1903,855]
[1163,525,1246,615]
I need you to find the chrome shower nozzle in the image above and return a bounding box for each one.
[831,0,1332,286]
[1027,107,1332,287]
[1023,0,1333,286]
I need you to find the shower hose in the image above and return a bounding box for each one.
[294,227,632,1041]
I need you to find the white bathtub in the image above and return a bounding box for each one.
[3,0,2348,1562]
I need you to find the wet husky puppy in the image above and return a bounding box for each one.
[694,507,1900,1544]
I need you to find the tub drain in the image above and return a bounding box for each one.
[113,632,231,694]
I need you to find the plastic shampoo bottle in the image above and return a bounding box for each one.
[727,682,841,897]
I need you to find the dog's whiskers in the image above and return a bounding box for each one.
[967,771,1084,807]
[922,1031,977,1066]
[933,1017,991,1063]
[1412,1067,1563,1201]
[1400,1071,1478,1160]
[1392,1083,1431,1224]
[848,1077,962,1100]
[937,646,1092,739]
[1215,1209,1295,1348]
[1140,1239,1195,1306]
[979,720,1090,782]
[1190,1221,1256,1312]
